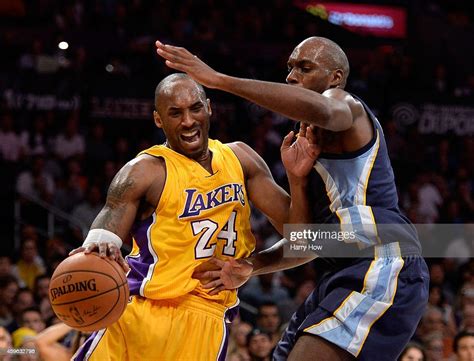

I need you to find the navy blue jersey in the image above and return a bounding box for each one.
[306,95,421,258]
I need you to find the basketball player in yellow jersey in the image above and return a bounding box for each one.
[70,73,314,361]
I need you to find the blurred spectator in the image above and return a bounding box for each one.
[70,184,103,239]
[0,326,13,360]
[20,308,45,334]
[240,274,290,310]
[417,171,443,223]
[247,329,273,361]
[0,255,13,277]
[0,275,19,328]
[256,302,282,348]
[16,156,55,202]
[85,122,113,174]
[53,159,86,212]
[424,332,449,361]
[453,331,474,361]
[11,239,46,290]
[461,304,474,333]
[33,275,53,321]
[11,288,36,332]
[53,114,85,160]
[227,321,252,361]
[398,342,427,361]
[0,111,26,162]
[23,114,50,157]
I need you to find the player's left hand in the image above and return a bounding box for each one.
[281,122,320,178]
[192,257,253,295]
[155,40,222,89]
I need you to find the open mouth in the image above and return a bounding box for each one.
[180,129,201,143]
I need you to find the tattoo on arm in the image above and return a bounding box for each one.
[91,175,136,233]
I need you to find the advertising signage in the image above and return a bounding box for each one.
[295,1,407,38]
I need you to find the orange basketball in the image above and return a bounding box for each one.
[49,252,129,331]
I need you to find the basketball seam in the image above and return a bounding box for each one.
[51,280,128,306]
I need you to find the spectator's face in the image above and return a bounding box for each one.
[154,79,211,160]
[428,287,441,306]
[21,240,37,263]
[424,310,444,333]
[457,336,474,361]
[0,327,12,348]
[257,306,280,334]
[15,292,35,314]
[234,322,252,347]
[1,281,18,305]
[430,264,444,285]
[22,311,45,333]
[425,338,443,361]
[248,334,272,359]
[0,257,12,276]
[401,347,424,361]
[36,278,50,299]
[463,305,474,331]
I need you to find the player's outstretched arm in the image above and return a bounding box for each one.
[70,156,164,272]
[155,41,354,132]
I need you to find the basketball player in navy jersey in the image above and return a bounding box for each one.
[155,37,429,361]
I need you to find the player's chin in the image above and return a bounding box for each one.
[179,139,206,158]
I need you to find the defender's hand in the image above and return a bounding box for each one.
[155,40,222,89]
[69,243,129,273]
[281,123,320,178]
[192,257,253,295]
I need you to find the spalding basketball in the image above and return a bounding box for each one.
[49,252,129,331]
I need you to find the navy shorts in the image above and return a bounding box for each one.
[274,245,429,361]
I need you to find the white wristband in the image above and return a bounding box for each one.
[83,229,123,248]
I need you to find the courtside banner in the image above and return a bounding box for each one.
[283,224,473,258]
[294,1,407,38]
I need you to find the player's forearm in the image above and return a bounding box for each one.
[288,175,311,224]
[249,238,316,276]
[215,74,347,131]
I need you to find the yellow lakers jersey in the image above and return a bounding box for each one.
[125,139,256,307]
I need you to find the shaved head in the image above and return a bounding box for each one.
[298,37,350,88]
[154,73,207,114]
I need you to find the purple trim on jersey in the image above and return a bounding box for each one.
[127,216,155,295]
[72,331,98,361]
[218,323,230,361]
[217,302,240,360]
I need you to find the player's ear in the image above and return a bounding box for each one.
[153,110,163,128]
[329,69,344,88]
[206,99,212,117]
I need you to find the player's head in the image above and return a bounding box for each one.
[454,331,474,361]
[153,73,211,159]
[286,36,349,92]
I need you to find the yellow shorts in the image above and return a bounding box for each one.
[72,294,230,361]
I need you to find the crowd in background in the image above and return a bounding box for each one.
[0,0,473,360]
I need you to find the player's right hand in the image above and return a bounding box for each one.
[281,122,320,178]
[192,257,253,295]
[69,243,130,273]
[155,40,222,89]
